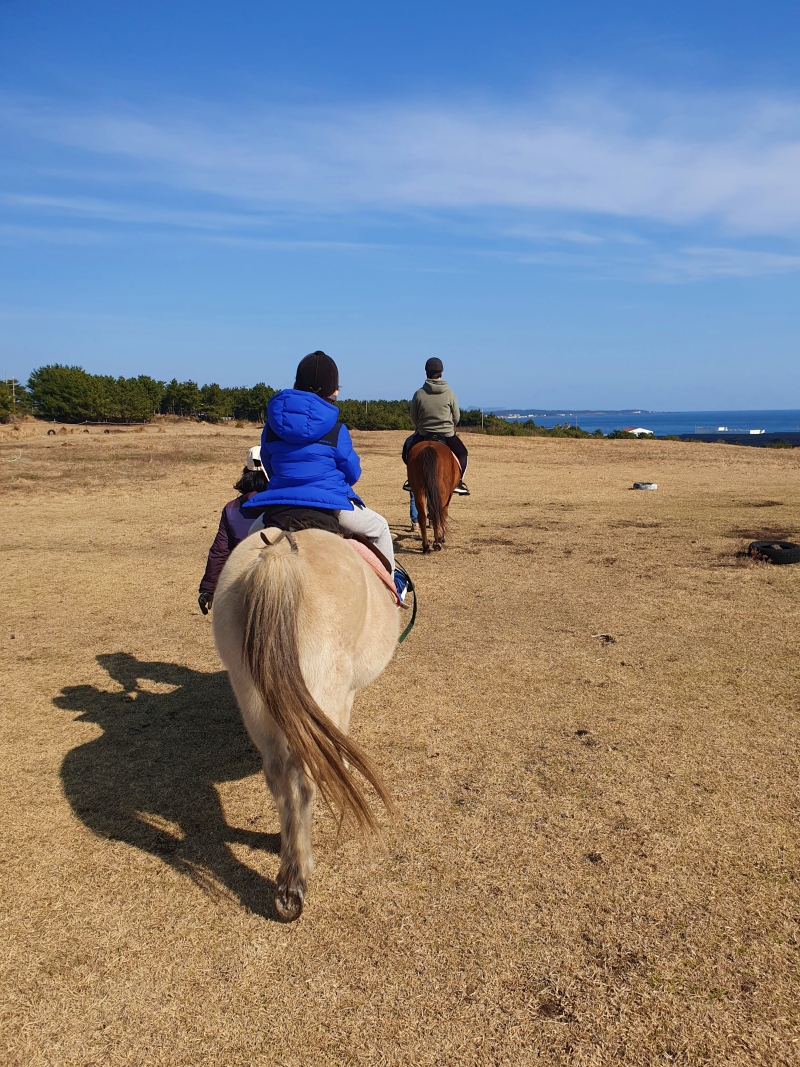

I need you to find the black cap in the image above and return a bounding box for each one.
[425,357,444,377]
[294,351,339,397]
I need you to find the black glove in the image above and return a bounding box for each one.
[198,591,214,615]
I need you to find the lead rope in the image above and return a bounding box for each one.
[395,562,417,644]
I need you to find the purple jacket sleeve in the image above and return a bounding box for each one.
[199,507,234,594]
[333,424,362,486]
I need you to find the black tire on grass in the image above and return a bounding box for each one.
[748,540,800,565]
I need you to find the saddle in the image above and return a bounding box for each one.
[257,505,392,575]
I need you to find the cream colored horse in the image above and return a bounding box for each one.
[212,526,400,920]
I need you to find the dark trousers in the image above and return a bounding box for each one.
[402,432,468,475]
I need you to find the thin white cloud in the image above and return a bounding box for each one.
[0,221,109,246]
[3,88,800,282]
[0,193,273,231]
[654,245,800,280]
[500,224,606,245]
[3,89,800,234]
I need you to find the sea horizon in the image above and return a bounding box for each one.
[483,408,800,437]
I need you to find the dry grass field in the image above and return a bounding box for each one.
[2,422,799,1066]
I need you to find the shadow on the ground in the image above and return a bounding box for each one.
[391,524,424,555]
[55,652,281,920]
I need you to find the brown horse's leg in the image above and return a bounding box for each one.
[432,462,448,549]
[436,452,461,548]
[417,495,431,553]
[432,502,442,549]
[438,504,448,546]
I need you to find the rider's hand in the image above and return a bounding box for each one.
[198,591,214,615]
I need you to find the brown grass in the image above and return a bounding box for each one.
[1,424,799,1065]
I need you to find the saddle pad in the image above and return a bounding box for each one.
[259,524,402,606]
[346,539,402,605]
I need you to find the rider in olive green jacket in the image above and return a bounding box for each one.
[402,357,469,495]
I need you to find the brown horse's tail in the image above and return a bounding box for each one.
[241,535,391,836]
[421,445,447,538]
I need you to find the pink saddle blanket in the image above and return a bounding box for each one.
[346,539,402,606]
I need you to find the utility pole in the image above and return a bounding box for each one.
[481,408,484,430]
[11,377,16,424]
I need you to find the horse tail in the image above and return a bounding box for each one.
[241,536,391,836]
[421,445,447,538]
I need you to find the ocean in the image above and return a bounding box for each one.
[488,409,800,437]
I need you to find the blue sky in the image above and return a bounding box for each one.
[1,0,799,408]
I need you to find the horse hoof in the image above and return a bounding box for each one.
[275,884,304,922]
[422,545,432,554]
[433,543,442,551]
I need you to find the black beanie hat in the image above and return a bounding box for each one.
[425,357,444,377]
[294,351,339,397]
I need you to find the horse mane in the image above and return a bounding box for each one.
[241,538,391,836]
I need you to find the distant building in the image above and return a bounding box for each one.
[621,427,654,436]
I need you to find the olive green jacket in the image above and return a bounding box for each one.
[409,379,460,436]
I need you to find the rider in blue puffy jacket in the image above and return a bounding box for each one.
[245,351,395,571]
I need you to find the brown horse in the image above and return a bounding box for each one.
[406,439,461,553]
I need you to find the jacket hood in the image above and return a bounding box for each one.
[423,378,449,394]
[267,389,339,444]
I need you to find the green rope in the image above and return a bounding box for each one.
[396,562,417,644]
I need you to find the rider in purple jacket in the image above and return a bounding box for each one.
[198,447,268,613]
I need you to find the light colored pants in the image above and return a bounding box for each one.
[338,504,394,572]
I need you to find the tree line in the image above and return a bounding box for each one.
[11,365,277,423]
[3,364,644,440]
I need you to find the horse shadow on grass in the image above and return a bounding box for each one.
[390,523,423,556]
[55,652,281,920]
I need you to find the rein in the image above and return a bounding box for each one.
[395,562,417,644]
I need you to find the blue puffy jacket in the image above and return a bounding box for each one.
[245,389,362,511]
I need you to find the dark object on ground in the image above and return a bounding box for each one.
[678,432,800,447]
[47,428,56,435]
[633,482,657,490]
[748,541,800,565]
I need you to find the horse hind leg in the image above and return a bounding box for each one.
[436,503,451,548]
[263,749,315,921]
[433,514,445,550]
[432,508,446,550]
[417,497,432,553]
